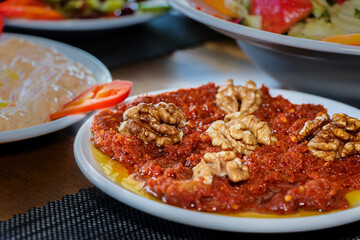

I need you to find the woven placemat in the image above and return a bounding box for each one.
[2,187,360,240]
[5,13,223,69]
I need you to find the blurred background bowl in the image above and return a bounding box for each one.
[168,0,360,102]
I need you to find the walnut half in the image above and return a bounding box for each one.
[298,112,330,141]
[215,79,263,114]
[118,102,186,146]
[307,113,360,161]
[206,112,277,155]
[192,151,249,184]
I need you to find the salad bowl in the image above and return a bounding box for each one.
[168,0,360,102]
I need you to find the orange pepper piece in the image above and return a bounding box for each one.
[322,34,360,46]
[202,0,237,18]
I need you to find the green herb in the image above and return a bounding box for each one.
[355,8,360,19]
[320,10,330,18]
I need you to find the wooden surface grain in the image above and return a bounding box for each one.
[0,122,93,220]
[0,39,279,221]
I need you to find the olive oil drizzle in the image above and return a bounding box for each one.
[91,144,360,218]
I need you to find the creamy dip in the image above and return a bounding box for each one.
[0,38,97,132]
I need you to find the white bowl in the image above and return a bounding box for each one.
[167,0,360,102]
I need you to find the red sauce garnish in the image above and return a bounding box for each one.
[91,83,360,215]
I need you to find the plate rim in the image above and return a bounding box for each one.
[167,0,360,56]
[74,86,360,233]
[0,32,112,144]
[4,12,166,31]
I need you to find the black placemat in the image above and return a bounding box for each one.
[2,186,360,240]
[5,13,223,69]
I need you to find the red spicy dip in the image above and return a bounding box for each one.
[91,83,360,215]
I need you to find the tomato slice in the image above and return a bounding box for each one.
[50,80,133,120]
[250,0,313,34]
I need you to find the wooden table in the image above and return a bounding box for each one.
[0,39,280,221]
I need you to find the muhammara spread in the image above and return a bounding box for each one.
[91,80,360,215]
[0,38,96,132]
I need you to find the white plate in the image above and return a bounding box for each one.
[5,12,165,31]
[74,87,360,233]
[0,33,111,143]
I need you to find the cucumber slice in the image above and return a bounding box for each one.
[243,15,261,29]
[138,0,170,13]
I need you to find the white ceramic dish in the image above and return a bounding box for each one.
[0,33,111,144]
[5,12,164,31]
[167,0,360,101]
[75,87,360,233]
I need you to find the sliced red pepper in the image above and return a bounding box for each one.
[0,15,4,34]
[0,5,64,20]
[50,80,133,121]
[0,0,47,7]
[250,0,313,34]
